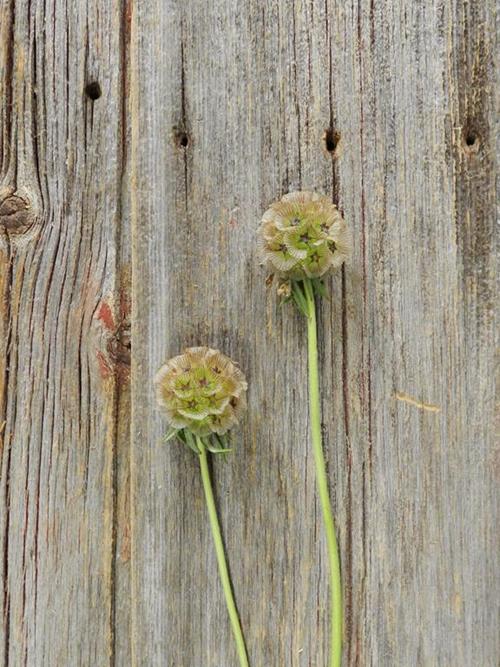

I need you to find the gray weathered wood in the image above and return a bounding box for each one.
[1,0,497,665]
[130,0,498,665]
[0,0,131,664]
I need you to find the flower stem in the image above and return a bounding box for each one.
[197,437,250,667]
[303,278,343,667]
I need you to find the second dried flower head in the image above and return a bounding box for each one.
[258,191,350,281]
[154,346,250,666]
[154,346,247,439]
[258,190,350,666]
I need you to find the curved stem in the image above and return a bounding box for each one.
[303,279,343,667]
[197,437,250,667]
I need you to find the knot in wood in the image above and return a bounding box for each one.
[107,325,131,368]
[0,193,37,236]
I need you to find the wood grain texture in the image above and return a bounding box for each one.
[0,0,497,665]
[0,0,131,664]
[130,0,498,665]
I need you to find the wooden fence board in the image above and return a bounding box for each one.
[0,0,130,664]
[0,0,497,665]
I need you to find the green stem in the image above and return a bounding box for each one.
[197,437,249,667]
[303,279,343,667]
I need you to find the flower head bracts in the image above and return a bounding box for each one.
[155,346,247,454]
[258,191,350,301]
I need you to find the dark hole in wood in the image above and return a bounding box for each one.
[177,132,189,148]
[85,81,102,100]
[465,133,476,147]
[324,128,340,154]
[173,127,190,149]
[462,125,480,153]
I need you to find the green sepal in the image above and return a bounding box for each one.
[279,294,293,306]
[163,427,180,443]
[291,281,309,317]
[183,429,201,454]
[176,429,188,444]
[166,429,235,456]
[206,433,232,455]
[206,443,232,454]
[311,278,328,299]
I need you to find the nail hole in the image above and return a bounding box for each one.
[324,128,340,154]
[173,128,190,149]
[85,81,102,100]
[461,126,480,154]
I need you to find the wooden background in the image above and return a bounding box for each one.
[0,0,497,665]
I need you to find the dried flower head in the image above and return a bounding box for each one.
[154,347,247,438]
[258,191,350,279]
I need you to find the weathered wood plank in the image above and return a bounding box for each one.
[0,0,497,665]
[131,0,497,666]
[0,1,130,664]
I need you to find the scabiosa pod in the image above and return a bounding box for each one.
[155,346,247,449]
[258,190,350,312]
[258,192,351,667]
[154,346,249,667]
